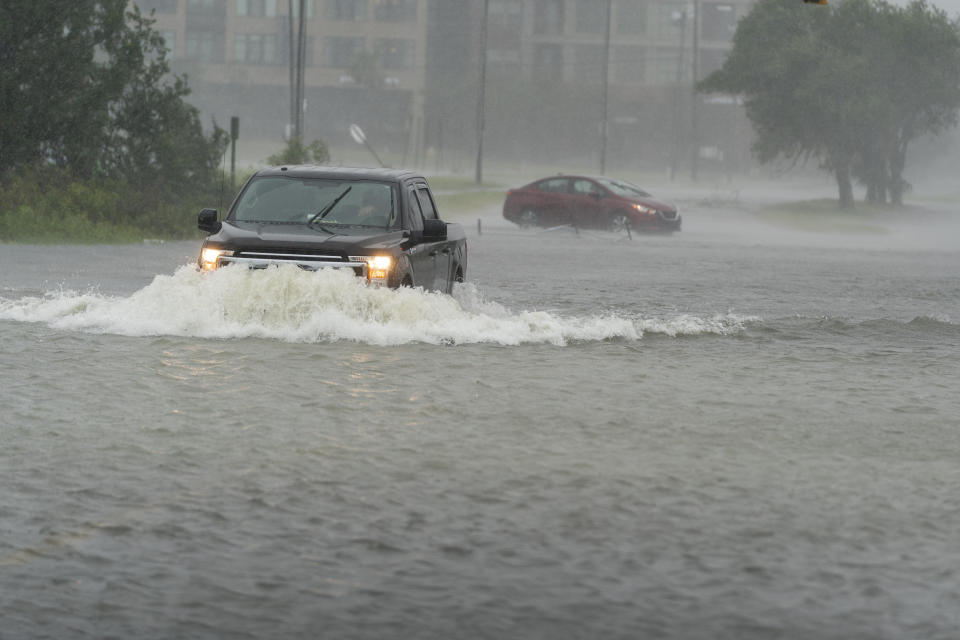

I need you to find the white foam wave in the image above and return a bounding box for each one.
[911,313,955,326]
[636,312,760,337]
[0,265,757,345]
[0,265,635,346]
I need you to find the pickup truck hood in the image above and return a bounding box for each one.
[207,221,406,254]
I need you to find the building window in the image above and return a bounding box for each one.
[285,36,314,65]
[616,0,646,35]
[135,0,179,13]
[325,0,364,20]
[187,0,226,16]
[235,33,278,64]
[654,48,681,84]
[372,0,416,22]
[658,3,687,34]
[160,30,177,56]
[488,47,521,71]
[185,29,224,61]
[291,0,315,19]
[324,36,364,67]
[575,0,607,34]
[489,0,521,27]
[614,45,644,84]
[572,44,604,85]
[533,0,564,35]
[699,48,728,78]
[236,0,277,17]
[375,38,414,70]
[701,3,736,42]
[533,43,563,83]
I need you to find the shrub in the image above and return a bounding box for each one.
[0,166,220,243]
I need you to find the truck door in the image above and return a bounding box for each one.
[405,186,436,288]
[416,186,451,291]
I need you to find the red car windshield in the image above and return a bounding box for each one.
[595,178,651,198]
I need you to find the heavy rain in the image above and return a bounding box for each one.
[2,1,959,638]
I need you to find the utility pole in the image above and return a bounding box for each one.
[288,0,295,137]
[475,0,490,185]
[600,0,613,175]
[690,0,700,181]
[669,9,687,180]
[230,116,239,190]
[295,0,307,143]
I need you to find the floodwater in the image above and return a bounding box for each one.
[1,200,959,639]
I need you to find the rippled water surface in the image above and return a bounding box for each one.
[2,204,959,639]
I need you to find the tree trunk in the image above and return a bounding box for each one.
[873,158,887,204]
[836,163,854,209]
[862,152,887,204]
[888,145,907,206]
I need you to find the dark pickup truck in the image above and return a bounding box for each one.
[197,166,467,292]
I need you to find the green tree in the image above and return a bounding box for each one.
[867,1,960,204]
[699,0,960,208]
[0,0,226,195]
[266,138,331,165]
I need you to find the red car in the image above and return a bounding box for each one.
[502,175,681,233]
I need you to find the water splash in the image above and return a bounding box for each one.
[635,312,760,337]
[0,265,759,345]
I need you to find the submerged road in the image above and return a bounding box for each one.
[2,201,959,638]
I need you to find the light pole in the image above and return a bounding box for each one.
[475,0,490,185]
[295,0,307,143]
[669,8,687,180]
[690,0,700,181]
[599,0,613,175]
[288,0,295,137]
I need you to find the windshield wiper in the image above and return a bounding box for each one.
[308,186,352,225]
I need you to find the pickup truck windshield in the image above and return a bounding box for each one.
[232,177,398,228]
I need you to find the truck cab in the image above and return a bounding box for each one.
[197,166,467,292]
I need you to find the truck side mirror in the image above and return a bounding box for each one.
[198,208,220,233]
[422,218,447,240]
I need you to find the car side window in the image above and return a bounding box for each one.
[416,187,438,220]
[406,187,424,231]
[539,178,569,193]
[572,179,599,196]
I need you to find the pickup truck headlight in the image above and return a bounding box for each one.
[200,248,232,271]
[351,255,392,285]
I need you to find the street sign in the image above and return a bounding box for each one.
[348,123,386,168]
[349,124,366,145]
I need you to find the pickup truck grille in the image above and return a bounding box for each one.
[220,250,366,276]
[236,251,344,262]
